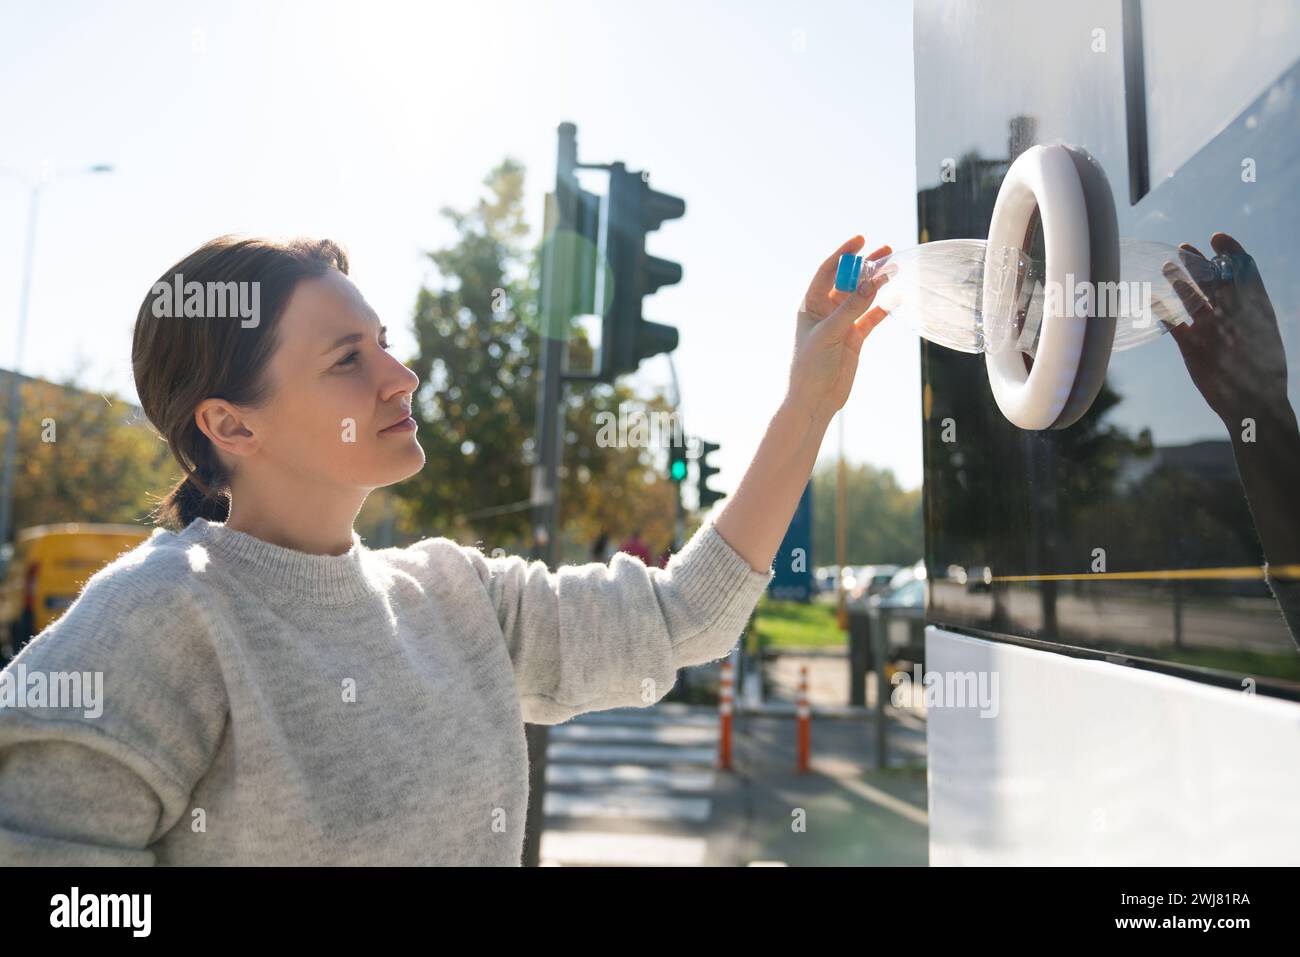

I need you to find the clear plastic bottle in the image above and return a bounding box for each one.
[837,239,1233,356]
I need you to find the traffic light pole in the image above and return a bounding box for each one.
[667,355,685,550]
[521,122,579,868]
[531,123,576,571]
[522,122,686,865]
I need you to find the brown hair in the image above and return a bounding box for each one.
[132,235,349,530]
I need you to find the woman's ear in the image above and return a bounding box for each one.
[194,398,259,460]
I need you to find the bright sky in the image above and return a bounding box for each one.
[0,0,921,497]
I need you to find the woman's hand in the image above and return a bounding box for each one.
[711,235,892,574]
[786,235,892,424]
[1164,233,1289,428]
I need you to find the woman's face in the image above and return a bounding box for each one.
[240,268,425,491]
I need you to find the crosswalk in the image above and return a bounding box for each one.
[538,703,722,866]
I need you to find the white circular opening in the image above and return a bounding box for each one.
[983,144,1092,430]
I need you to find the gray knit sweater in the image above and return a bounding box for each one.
[0,517,772,865]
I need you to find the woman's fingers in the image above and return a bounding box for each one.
[803,235,866,310]
[1163,260,1213,321]
[847,306,890,352]
[1210,231,1245,256]
[854,305,889,331]
[825,267,889,333]
[828,244,894,306]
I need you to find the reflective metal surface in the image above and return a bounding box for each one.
[915,0,1300,696]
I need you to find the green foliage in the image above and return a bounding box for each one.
[811,460,922,566]
[392,158,682,556]
[753,597,843,650]
[0,366,178,533]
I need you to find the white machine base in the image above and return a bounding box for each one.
[926,625,1300,865]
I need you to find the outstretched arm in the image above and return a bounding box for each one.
[714,235,892,573]
[1165,233,1300,647]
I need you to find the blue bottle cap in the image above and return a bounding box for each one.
[834,253,862,293]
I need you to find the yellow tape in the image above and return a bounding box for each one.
[990,565,1300,583]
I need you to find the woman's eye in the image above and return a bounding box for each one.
[336,341,391,369]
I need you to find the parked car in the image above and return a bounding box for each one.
[847,564,901,603]
[814,566,838,594]
[872,576,926,610]
[864,562,928,665]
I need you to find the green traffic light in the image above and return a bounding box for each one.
[670,459,687,482]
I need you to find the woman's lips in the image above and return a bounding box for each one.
[379,416,416,434]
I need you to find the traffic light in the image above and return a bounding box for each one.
[541,171,604,348]
[668,438,688,483]
[697,440,725,510]
[601,162,684,381]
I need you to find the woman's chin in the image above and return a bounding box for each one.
[349,440,425,488]
[391,444,426,481]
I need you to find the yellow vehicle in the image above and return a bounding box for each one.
[0,523,153,662]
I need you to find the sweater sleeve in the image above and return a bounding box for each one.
[0,555,228,865]
[457,521,773,725]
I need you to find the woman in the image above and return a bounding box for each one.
[0,232,890,865]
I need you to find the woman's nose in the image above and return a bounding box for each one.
[382,356,419,399]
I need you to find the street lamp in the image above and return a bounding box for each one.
[0,162,115,555]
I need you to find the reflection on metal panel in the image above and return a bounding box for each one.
[1143,0,1300,184]
[915,0,1300,695]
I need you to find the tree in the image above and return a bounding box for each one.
[811,460,922,567]
[392,159,682,560]
[0,365,177,537]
